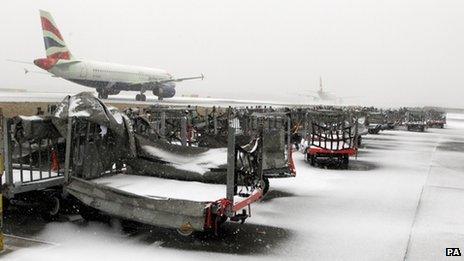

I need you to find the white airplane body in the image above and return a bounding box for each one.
[304,77,354,104]
[32,10,203,101]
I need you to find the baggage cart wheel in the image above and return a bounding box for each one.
[341,155,349,169]
[177,222,195,237]
[307,154,316,166]
[41,194,61,221]
[263,177,270,195]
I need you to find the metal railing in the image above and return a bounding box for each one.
[2,118,65,197]
[310,122,355,151]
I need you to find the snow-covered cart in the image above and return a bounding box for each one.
[405,109,427,132]
[3,93,268,235]
[1,115,66,219]
[303,110,358,169]
[126,108,296,193]
[425,109,446,128]
[367,111,389,134]
[57,93,265,235]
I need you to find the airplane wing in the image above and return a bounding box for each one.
[7,59,51,75]
[287,93,318,99]
[158,73,204,84]
[302,90,318,94]
[23,68,54,76]
[6,59,33,65]
[130,74,204,87]
[338,96,358,100]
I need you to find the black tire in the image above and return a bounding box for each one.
[262,177,270,195]
[310,155,316,166]
[2,197,10,215]
[341,155,349,169]
[135,94,141,101]
[41,195,61,221]
[140,94,146,102]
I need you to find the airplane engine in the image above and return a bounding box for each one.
[152,83,176,98]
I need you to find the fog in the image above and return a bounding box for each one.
[1,0,464,107]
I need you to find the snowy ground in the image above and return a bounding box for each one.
[3,114,464,261]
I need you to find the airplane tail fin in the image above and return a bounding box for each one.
[39,10,73,60]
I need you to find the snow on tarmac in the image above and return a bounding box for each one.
[4,114,464,261]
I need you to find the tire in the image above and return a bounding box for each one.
[135,94,141,101]
[341,155,349,169]
[262,177,270,195]
[307,153,315,166]
[140,94,146,102]
[41,195,61,221]
[177,222,195,237]
[2,197,10,216]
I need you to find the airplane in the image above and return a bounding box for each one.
[303,77,353,104]
[31,10,204,101]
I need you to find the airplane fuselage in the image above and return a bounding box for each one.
[317,89,337,101]
[35,59,177,100]
[33,10,202,101]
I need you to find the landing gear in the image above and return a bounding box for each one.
[135,94,146,101]
[157,88,164,101]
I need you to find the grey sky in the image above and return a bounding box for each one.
[1,0,463,107]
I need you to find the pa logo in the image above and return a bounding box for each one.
[446,248,462,256]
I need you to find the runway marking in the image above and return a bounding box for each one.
[402,137,440,261]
